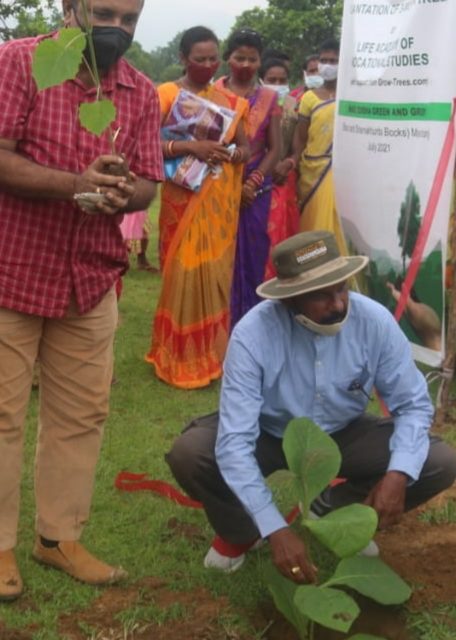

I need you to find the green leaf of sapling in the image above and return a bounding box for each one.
[32,28,86,90]
[304,504,378,557]
[79,99,117,136]
[283,418,341,514]
[328,556,412,605]
[264,563,309,639]
[294,585,359,633]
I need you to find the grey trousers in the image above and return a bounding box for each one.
[166,412,456,544]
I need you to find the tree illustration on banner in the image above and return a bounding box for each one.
[397,181,422,276]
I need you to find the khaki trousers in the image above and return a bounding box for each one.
[0,289,117,550]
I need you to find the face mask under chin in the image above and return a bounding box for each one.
[294,301,350,336]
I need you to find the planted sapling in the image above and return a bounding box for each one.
[265,417,411,640]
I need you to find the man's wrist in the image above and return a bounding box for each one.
[386,470,409,484]
[268,526,289,542]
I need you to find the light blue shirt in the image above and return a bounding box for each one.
[215,293,433,539]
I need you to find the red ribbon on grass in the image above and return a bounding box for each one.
[114,471,203,509]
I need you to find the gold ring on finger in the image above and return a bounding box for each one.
[290,566,301,575]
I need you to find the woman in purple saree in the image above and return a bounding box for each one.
[216,29,281,329]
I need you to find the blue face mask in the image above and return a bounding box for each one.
[304,74,324,90]
[261,83,290,105]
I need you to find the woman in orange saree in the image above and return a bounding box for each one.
[145,27,249,389]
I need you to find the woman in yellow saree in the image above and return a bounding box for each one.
[145,27,249,389]
[292,39,348,254]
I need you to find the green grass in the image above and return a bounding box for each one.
[418,498,456,525]
[409,604,456,640]
[1,202,456,639]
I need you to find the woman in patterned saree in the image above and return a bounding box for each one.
[146,26,249,389]
[292,38,348,254]
[215,29,281,328]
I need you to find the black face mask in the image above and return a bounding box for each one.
[87,26,133,70]
[71,4,133,71]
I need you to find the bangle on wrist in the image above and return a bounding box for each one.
[247,170,264,188]
[232,147,242,163]
[164,140,176,158]
[244,179,257,190]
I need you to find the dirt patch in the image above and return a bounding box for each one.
[56,577,240,640]
[0,625,34,640]
[161,516,207,546]
[377,488,456,611]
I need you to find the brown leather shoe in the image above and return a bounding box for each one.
[0,549,23,601]
[32,539,127,585]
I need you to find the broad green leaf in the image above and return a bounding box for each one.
[267,469,301,507]
[264,563,309,639]
[328,556,411,605]
[349,635,387,640]
[79,99,117,136]
[283,418,341,514]
[294,585,359,633]
[32,28,86,90]
[304,504,378,557]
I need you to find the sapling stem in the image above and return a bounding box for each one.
[308,620,315,640]
[79,0,101,90]
[78,0,117,152]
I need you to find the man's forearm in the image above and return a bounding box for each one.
[122,178,158,212]
[0,148,75,200]
[0,147,158,212]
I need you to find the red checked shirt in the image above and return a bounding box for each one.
[0,34,164,318]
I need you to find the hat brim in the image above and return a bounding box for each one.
[256,255,369,300]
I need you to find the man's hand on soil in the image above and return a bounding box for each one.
[364,470,408,529]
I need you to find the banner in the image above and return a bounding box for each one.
[334,0,456,366]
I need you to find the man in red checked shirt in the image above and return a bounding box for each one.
[0,0,164,600]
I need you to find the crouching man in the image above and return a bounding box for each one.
[167,231,456,582]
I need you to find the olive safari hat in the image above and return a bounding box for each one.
[257,230,368,300]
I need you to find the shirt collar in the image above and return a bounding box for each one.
[102,59,137,91]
